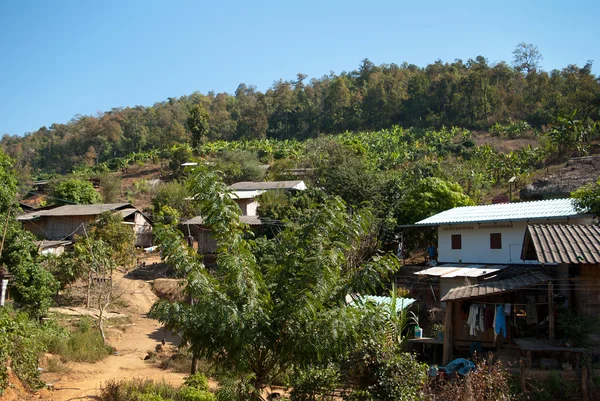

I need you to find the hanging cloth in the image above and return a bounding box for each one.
[484,305,495,330]
[467,304,479,336]
[494,304,507,338]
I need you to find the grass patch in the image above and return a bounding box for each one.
[99,375,215,401]
[44,317,114,363]
[45,357,71,374]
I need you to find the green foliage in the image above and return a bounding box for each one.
[4,56,600,175]
[51,178,102,204]
[342,341,427,401]
[4,224,58,318]
[0,308,47,392]
[183,373,209,391]
[211,150,266,184]
[557,307,600,347]
[88,211,136,268]
[178,386,216,401]
[46,317,114,362]
[149,167,400,399]
[188,104,211,148]
[289,365,340,401]
[153,180,201,219]
[389,176,474,226]
[99,378,179,401]
[98,172,122,203]
[572,178,600,217]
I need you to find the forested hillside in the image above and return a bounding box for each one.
[2,44,600,175]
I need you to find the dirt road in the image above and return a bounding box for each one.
[42,272,187,401]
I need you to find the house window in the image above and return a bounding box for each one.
[490,233,502,249]
[451,234,462,250]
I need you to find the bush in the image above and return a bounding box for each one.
[0,308,46,391]
[290,365,339,401]
[46,318,113,363]
[341,341,428,401]
[183,373,209,391]
[427,360,513,401]
[177,386,215,401]
[99,378,179,401]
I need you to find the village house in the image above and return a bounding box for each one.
[182,180,306,254]
[17,203,153,247]
[414,198,593,265]
[440,224,600,372]
[411,199,593,304]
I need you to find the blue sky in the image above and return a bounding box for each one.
[1,0,599,136]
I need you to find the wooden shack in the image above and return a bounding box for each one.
[17,203,153,247]
[521,224,600,318]
[440,272,554,364]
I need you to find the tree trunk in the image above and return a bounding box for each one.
[190,351,198,375]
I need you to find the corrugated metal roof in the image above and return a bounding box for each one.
[230,180,306,191]
[17,203,133,221]
[184,215,264,226]
[415,264,507,278]
[521,224,600,264]
[414,198,585,226]
[441,272,552,301]
[229,190,266,199]
[35,240,72,249]
[348,295,416,313]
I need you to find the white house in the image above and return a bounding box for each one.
[414,199,593,265]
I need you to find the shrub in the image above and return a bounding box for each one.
[183,373,209,391]
[46,318,113,363]
[177,386,215,401]
[289,365,340,401]
[0,308,46,391]
[99,379,179,401]
[427,360,513,401]
[341,341,428,401]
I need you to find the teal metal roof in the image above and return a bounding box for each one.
[349,295,416,313]
[415,198,586,226]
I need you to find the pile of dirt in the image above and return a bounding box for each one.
[0,370,52,401]
[152,279,186,302]
[521,155,600,200]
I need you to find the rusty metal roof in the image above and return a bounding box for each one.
[521,224,600,264]
[441,272,552,302]
[17,203,133,221]
[414,198,586,226]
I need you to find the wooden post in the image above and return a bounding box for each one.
[443,302,453,365]
[581,360,589,401]
[548,282,555,342]
[520,358,527,392]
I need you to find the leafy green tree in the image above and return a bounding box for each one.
[150,167,399,400]
[88,211,135,269]
[573,178,600,217]
[97,172,121,203]
[152,180,202,219]
[51,178,102,204]
[311,139,382,207]
[0,149,57,318]
[512,42,543,74]
[212,150,266,184]
[187,103,210,148]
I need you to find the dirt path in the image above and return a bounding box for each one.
[42,273,188,401]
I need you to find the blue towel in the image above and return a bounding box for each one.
[495,304,506,338]
[443,358,476,375]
